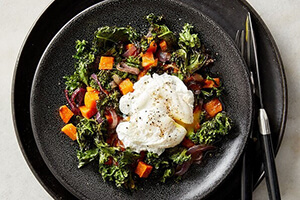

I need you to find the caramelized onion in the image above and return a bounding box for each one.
[175,160,192,176]
[64,89,81,115]
[175,145,216,176]
[112,74,122,85]
[187,145,216,156]
[123,45,138,57]
[157,50,171,62]
[71,87,86,107]
[109,81,117,89]
[117,62,140,75]
[163,63,179,72]
[187,81,201,94]
[106,108,118,129]
[95,112,103,124]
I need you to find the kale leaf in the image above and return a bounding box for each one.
[76,117,103,151]
[99,149,139,189]
[145,13,177,50]
[187,112,232,144]
[161,168,175,183]
[169,148,191,165]
[178,23,201,50]
[97,90,121,116]
[77,148,99,168]
[64,40,95,94]
[93,26,139,54]
[172,23,208,75]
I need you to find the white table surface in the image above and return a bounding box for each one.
[1,0,299,199]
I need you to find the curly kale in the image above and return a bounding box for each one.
[64,40,95,94]
[187,112,232,144]
[169,148,191,165]
[97,90,121,116]
[93,26,139,54]
[144,148,191,183]
[172,23,208,75]
[145,13,177,50]
[178,23,201,50]
[76,117,103,151]
[76,117,106,168]
[77,148,99,168]
[99,148,139,189]
[125,56,141,69]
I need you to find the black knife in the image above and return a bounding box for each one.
[247,12,281,200]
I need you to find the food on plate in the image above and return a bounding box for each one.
[58,14,232,189]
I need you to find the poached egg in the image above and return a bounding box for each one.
[116,73,194,155]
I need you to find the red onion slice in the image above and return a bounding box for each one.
[187,145,216,155]
[95,112,103,124]
[71,87,86,107]
[175,160,192,176]
[175,145,216,176]
[112,74,122,85]
[157,50,171,62]
[106,108,118,129]
[116,62,140,75]
[91,73,109,95]
[123,45,138,57]
[64,90,81,115]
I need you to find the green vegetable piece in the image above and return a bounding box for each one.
[161,168,174,183]
[188,112,232,144]
[178,23,201,50]
[93,26,138,52]
[145,13,177,50]
[169,148,191,165]
[77,148,99,168]
[64,40,95,94]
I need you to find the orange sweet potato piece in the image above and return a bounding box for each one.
[126,43,135,50]
[135,161,153,178]
[86,87,98,92]
[204,98,223,117]
[59,105,74,123]
[119,78,134,95]
[203,78,220,88]
[61,123,77,141]
[147,41,157,53]
[84,91,99,109]
[159,40,167,51]
[99,56,114,70]
[79,105,97,119]
[142,52,158,69]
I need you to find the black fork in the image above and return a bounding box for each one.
[235,29,254,200]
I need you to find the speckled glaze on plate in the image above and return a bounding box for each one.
[12,0,287,199]
[30,0,252,199]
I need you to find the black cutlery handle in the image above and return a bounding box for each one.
[241,139,253,200]
[258,108,281,200]
[260,134,281,200]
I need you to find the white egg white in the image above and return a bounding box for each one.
[116,73,194,155]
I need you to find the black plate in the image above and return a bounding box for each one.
[12,0,287,200]
[30,0,252,199]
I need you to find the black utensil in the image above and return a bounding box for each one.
[235,29,254,200]
[247,13,281,200]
